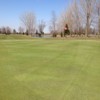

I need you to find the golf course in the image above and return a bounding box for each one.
[0,37,100,100]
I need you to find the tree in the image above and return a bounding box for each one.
[1,26,11,35]
[18,26,24,34]
[58,0,97,37]
[57,1,79,36]
[6,26,12,35]
[1,27,6,34]
[49,11,57,31]
[38,20,46,34]
[71,0,82,34]
[0,28,1,34]
[20,12,36,36]
[25,29,29,35]
[57,11,68,35]
[49,11,58,37]
[79,0,97,36]
[13,29,17,34]
[96,0,100,36]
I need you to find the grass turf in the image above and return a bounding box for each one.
[0,34,32,40]
[0,39,100,100]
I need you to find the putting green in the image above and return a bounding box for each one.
[0,39,100,100]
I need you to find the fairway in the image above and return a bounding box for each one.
[0,39,100,100]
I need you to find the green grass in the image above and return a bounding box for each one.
[0,34,32,40]
[0,39,100,100]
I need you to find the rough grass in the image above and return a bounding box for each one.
[0,39,100,100]
[0,34,32,39]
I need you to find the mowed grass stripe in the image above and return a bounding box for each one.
[0,39,100,100]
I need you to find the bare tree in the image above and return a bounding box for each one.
[49,11,58,37]
[13,29,17,34]
[57,1,80,35]
[6,26,12,35]
[1,27,6,34]
[57,11,67,34]
[79,0,96,36]
[72,0,83,33]
[0,28,1,34]
[64,3,76,34]
[20,12,36,36]
[96,0,100,36]
[49,11,57,32]
[18,26,24,34]
[58,0,97,37]
[0,26,12,35]
[38,20,46,34]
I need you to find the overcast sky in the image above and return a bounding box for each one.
[0,0,72,32]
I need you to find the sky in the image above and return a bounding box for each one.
[0,0,71,32]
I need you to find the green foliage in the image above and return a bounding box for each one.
[0,39,100,100]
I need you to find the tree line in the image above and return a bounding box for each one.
[0,0,100,37]
[56,0,100,37]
